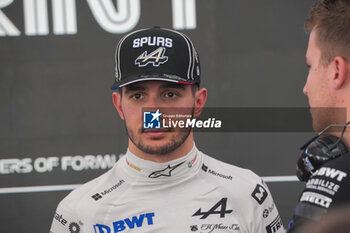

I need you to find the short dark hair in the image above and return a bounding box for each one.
[190,84,199,96]
[305,0,350,65]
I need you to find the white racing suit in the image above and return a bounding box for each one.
[50,145,285,233]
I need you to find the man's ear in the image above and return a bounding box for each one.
[112,92,125,120]
[193,88,207,118]
[332,56,348,89]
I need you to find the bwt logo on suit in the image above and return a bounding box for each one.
[0,0,197,36]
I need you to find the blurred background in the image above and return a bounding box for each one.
[0,0,316,232]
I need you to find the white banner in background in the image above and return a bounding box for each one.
[0,0,197,36]
[0,154,117,174]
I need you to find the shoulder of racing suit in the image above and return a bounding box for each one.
[288,153,350,233]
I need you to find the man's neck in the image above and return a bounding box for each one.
[128,134,195,163]
[341,130,350,149]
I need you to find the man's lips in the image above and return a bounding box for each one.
[142,128,172,138]
[144,131,167,138]
[142,128,172,132]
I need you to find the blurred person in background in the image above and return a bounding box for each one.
[288,0,350,232]
[296,205,350,233]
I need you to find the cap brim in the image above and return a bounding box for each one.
[111,74,197,90]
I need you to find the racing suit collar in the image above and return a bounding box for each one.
[122,144,202,181]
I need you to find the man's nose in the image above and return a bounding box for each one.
[146,95,162,109]
[303,83,308,96]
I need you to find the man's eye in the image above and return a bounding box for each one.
[165,92,177,98]
[132,93,143,100]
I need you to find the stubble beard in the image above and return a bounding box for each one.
[132,129,191,155]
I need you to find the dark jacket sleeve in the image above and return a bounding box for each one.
[287,154,350,233]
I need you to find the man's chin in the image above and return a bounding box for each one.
[136,133,190,155]
[312,116,332,133]
[311,109,345,133]
[136,143,178,155]
[142,139,172,148]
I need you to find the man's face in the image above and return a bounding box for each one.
[116,81,200,155]
[303,28,336,131]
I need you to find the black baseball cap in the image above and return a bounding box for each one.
[112,27,200,90]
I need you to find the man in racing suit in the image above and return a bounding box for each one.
[288,0,350,232]
[50,27,285,233]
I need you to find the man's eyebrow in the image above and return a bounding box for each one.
[124,84,146,94]
[160,82,186,90]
